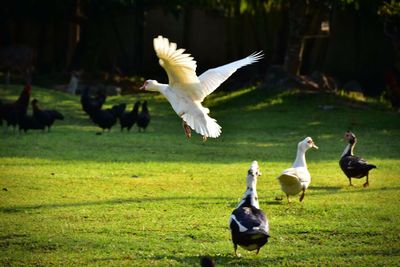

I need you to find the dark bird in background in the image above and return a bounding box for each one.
[80,86,107,117]
[18,113,45,133]
[137,101,150,132]
[229,161,269,256]
[200,256,215,267]
[120,101,140,132]
[31,99,64,132]
[0,84,31,130]
[339,131,377,187]
[91,103,126,132]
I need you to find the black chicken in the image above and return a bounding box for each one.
[18,114,45,133]
[91,103,126,132]
[339,131,377,187]
[0,84,31,130]
[31,99,64,132]
[120,101,140,132]
[80,86,107,116]
[137,101,150,132]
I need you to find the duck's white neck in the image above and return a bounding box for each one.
[147,82,168,93]
[293,147,307,168]
[246,176,257,192]
[341,143,354,158]
[237,175,259,209]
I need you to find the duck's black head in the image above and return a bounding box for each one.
[344,130,356,144]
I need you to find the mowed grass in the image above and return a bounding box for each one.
[0,85,399,266]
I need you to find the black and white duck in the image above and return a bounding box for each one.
[339,131,376,187]
[277,137,318,203]
[229,161,269,256]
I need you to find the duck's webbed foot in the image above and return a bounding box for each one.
[182,121,191,139]
[202,135,207,142]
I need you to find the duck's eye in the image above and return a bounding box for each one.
[307,140,312,144]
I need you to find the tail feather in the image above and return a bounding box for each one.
[182,113,221,138]
[368,164,377,170]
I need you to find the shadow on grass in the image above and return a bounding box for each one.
[0,186,400,216]
[0,196,234,213]
[296,185,400,199]
[150,253,273,267]
[150,245,400,266]
[262,185,400,205]
[309,185,400,196]
[309,186,345,195]
[308,185,342,191]
[3,186,400,213]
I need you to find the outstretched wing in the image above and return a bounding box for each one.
[153,36,199,87]
[197,51,264,101]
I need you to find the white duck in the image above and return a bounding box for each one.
[140,35,263,140]
[277,137,318,203]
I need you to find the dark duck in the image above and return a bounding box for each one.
[339,131,376,187]
[229,161,269,256]
[31,99,64,132]
[91,103,126,132]
[80,86,107,117]
[120,101,140,132]
[18,114,45,133]
[0,84,31,131]
[137,101,150,132]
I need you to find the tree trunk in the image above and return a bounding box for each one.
[284,0,313,75]
[384,17,400,72]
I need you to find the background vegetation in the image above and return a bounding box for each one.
[1,0,399,95]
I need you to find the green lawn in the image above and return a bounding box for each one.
[0,85,399,266]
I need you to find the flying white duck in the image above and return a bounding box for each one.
[277,137,318,203]
[140,35,263,140]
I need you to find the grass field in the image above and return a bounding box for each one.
[1,85,400,266]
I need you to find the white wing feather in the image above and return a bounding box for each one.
[153,35,199,86]
[197,51,264,101]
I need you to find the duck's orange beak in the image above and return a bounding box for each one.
[312,142,318,149]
